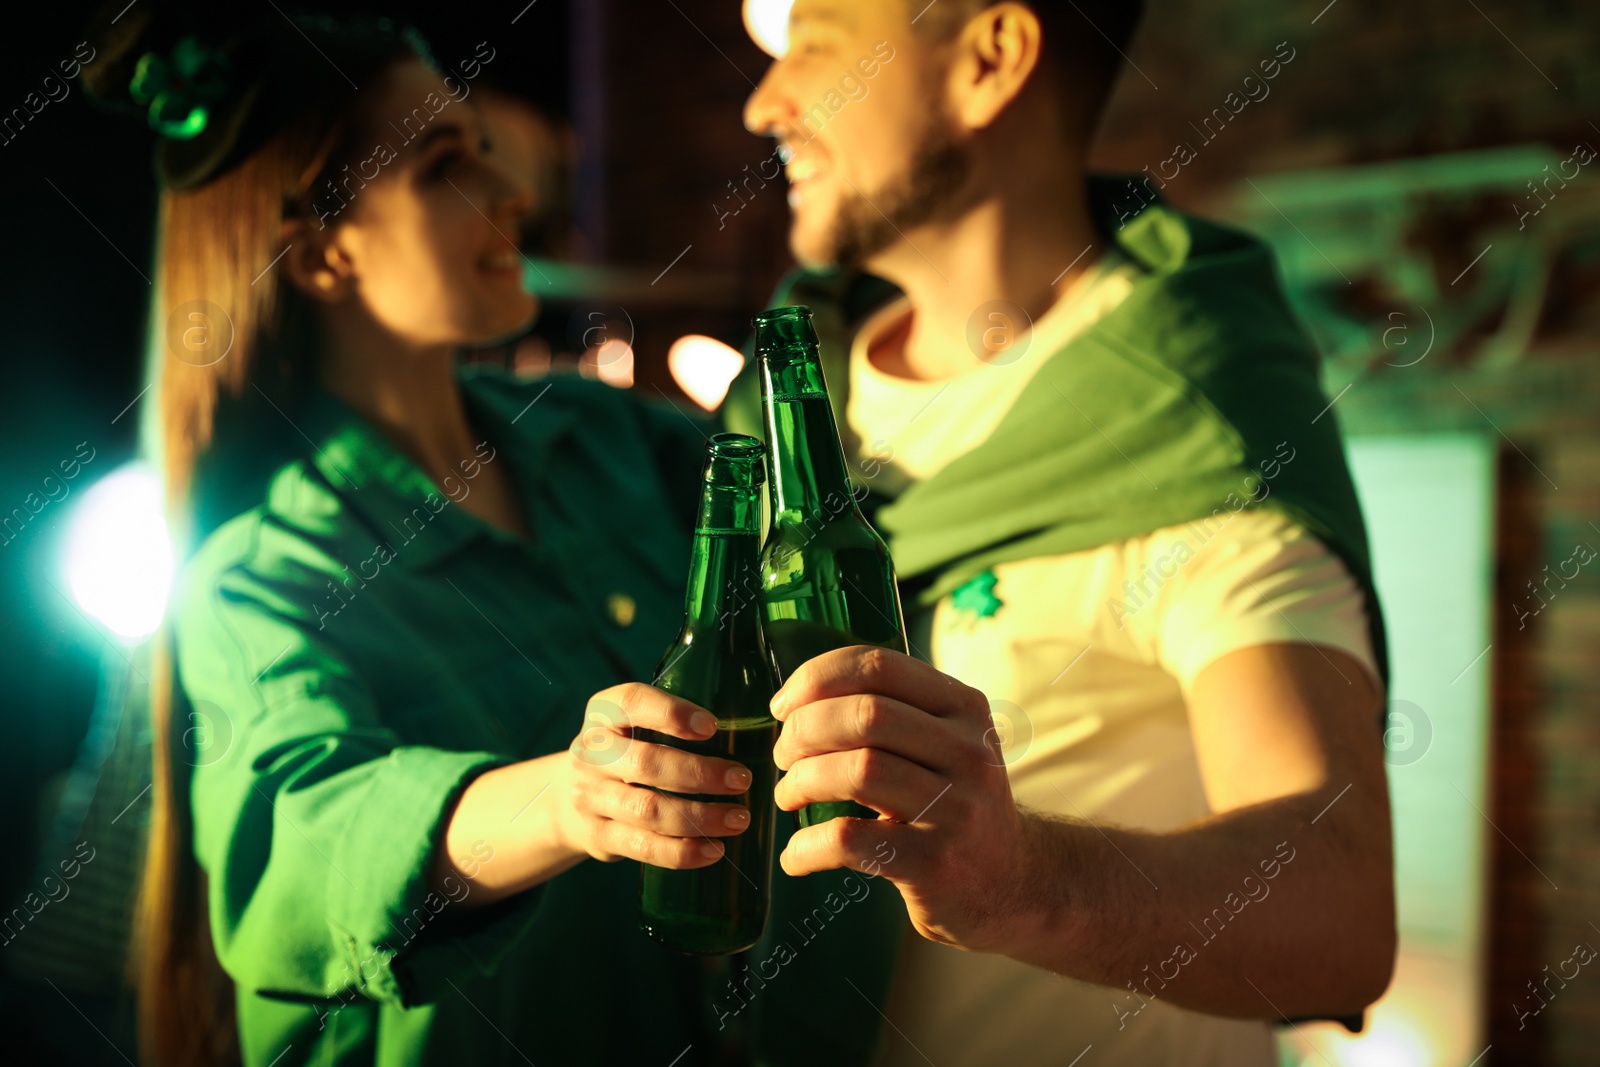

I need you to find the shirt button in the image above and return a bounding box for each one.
[606,592,636,627]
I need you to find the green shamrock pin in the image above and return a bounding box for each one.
[950,568,1003,620]
[129,36,231,140]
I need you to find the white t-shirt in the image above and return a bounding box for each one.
[844,254,1380,1067]
[847,250,1143,498]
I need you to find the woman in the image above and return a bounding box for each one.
[86,10,768,1066]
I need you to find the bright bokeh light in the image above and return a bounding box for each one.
[742,0,794,58]
[668,334,746,411]
[580,338,635,389]
[1331,1025,1430,1067]
[1290,1001,1442,1067]
[64,462,174,641]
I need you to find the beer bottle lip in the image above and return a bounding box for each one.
[751,305,813,328]
[704,433,768,488]
[752,305,820,362]
[708,432,765,459]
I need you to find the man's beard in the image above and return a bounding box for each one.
[809,123,971,272]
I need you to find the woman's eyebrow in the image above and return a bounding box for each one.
[413,123,467,154]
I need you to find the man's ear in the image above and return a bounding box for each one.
[950,2,1045,131]
[278,217,357,303]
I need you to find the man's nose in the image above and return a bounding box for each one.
[743,62,788,137]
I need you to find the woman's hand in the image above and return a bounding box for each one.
[432,681,757,907]
[552,682,756,868]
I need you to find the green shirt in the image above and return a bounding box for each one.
[176,368,716,1066]
[175,366,907,1066]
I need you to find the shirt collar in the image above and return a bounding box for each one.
[295,369,581,570]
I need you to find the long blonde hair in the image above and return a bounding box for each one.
[132,22,423,1067]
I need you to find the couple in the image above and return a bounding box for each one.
[101,1,1395,1065]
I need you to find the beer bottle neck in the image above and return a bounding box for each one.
[759,351,855,519]
[683,459,765,634]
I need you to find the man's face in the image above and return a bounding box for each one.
[743,0,972,271]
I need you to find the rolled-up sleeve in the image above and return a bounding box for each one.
[174,550,546,1011]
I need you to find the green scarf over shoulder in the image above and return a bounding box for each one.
[722,177,1389,687]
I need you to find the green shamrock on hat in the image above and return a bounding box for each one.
[129,36,231,140]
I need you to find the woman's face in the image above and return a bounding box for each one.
[317,59,537,347]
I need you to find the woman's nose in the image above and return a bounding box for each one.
[490,164,537,227]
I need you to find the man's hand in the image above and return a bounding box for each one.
[770,645,1035,952]
[769,640,1396,1021]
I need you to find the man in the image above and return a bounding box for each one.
[718,1,1396,1064]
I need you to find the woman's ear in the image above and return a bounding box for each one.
[278,217,357,303]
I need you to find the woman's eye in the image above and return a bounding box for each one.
[427,149,465,179]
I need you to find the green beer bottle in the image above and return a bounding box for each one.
[753,305,909,828]
[638,433,781,955]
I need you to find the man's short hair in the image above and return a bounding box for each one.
[912,0,1146,134]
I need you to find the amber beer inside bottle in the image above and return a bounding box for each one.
[754,305,909,828]
[638,433,780,955]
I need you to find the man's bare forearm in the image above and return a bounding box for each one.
[766,643,1397,1019]
[995,780,1396,1020]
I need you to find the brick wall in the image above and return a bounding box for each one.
[1093,0,1600,196]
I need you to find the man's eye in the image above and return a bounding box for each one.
[785,33,828,57]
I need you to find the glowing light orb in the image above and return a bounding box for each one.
[579,337,635,389]
[668,334,746,411]
[742,0,795,58]
[64,462,173,641]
